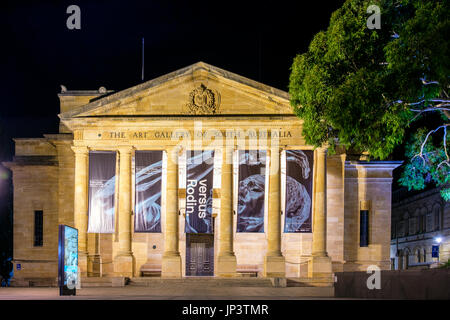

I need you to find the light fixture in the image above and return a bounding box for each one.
[435,237,442,244]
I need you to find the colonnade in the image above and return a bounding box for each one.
[72,145,330,278]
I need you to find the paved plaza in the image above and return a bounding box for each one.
[0,285,335,300]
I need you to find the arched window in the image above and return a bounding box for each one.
[404,214,410,236]
[399,221,405,237]
[416,249,421,263]
[405,252,409,269]
[434,206,441,231]
[423,249,427,263]
[409,217,416,235]
[420,208,427,233]
[391,221,397,239]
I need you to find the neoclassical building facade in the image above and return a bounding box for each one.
[5,62,401,285]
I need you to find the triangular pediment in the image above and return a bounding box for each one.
[59,62,293,120]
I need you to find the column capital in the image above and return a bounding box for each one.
[166,145,184,160]
[316,147,328,154]
[117,145,134,154]
[268,146,283,153]
[71,146,89,154]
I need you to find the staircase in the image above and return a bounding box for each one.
[128,277,273,287]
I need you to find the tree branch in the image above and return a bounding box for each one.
[412,125,449,167]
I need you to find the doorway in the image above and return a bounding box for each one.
[186,233,214,276]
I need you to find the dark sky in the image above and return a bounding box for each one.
[0,0,346,162]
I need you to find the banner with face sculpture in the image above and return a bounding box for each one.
[87,151,116,233]
[284,150,313,233]
[237,150,266,233]
[134,151,163,232]
[185,150,215,234]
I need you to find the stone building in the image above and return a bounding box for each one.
[390,187,450,270]
[4,62,401,285]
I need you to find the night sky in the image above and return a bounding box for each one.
[0,0,346,162]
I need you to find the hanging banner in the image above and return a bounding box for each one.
[88,151,116,233]
[237,150,266,233]
[284,150,313,232]
[134,150,163,232]
[185,150,215,234]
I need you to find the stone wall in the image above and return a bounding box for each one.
[343,162,400,271]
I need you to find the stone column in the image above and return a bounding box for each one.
[162,146,182,278]
[308,147,332,279]
[72,146,89,277]
[114,146,135,277]
[217,147,237,277]
[264,147,285,277]
[87,233,102,277]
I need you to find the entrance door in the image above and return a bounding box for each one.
[186,233,214,276]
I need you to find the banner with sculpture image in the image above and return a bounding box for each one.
[237,150,266,233]
[185,150,215,234]
[284,150,313,232]
[134,151,163,232]
[87,151,116,233]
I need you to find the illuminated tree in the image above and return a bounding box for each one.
[289,0,449,200]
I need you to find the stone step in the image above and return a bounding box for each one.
[12,278,58,287]
[80,277,126,287]
[287,277,334,287]
[128,277,273,287]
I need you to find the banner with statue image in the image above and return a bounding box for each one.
[134,151,163,232]
[237,150,266,233]
[87,151,117,233]
[284,150,313,232]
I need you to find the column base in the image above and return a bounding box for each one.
[113,253,135,277]
[308,255,333,279]
[263,255,285,278]
[88,254,102,277]
[161,253,182,278]
[78,252,88,277]
[217,254,237,277]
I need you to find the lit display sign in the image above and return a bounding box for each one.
[58,225,78,295]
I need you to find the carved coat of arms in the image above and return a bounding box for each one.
[186,84,220,114]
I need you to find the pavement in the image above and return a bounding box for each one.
[0,285,335,300]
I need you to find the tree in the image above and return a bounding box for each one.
[289,0,449,200]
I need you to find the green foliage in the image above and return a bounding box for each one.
[399,128,450,200]
[289,0,449,200]
[289,0,415,159]
[438,259,450,269]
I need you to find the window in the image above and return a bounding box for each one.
[423,249,427,262]
[34,210,43,247]
[391,222,396,240]
[398,221,405,237]
[426,213,433,232]
[434,207,440,231]
[360,210,369,247]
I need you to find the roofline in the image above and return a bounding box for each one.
[59,61,291,120]
[58,90,114,97]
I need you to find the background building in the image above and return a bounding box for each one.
[390,187,450,269]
